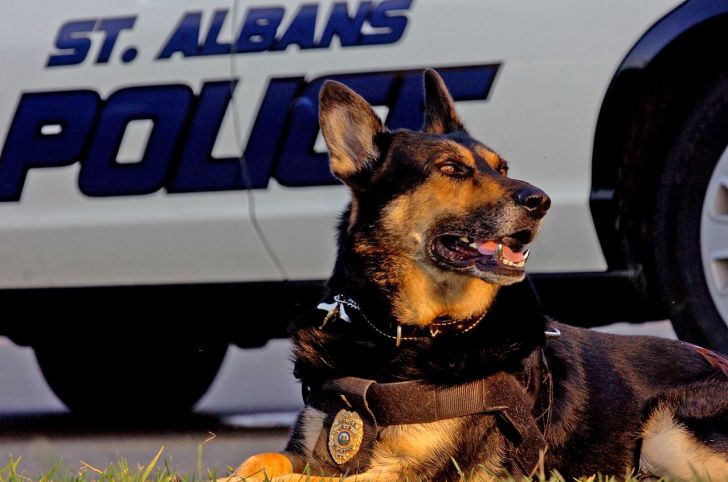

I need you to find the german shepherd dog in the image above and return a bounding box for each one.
[225,70,728,481]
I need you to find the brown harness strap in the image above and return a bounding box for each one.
[326,373,524,424]
[311,372,547,478]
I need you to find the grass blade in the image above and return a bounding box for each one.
[141,447,165,482]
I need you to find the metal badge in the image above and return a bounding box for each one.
[328,409,364,465]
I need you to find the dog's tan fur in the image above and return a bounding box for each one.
[224,418,503,482]
[354,140,507,327]
[641,405,728,480]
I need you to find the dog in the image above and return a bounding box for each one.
[224,69,728,481]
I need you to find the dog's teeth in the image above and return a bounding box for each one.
[459,236,470,243]
[523,250,530,261]
[469,243,477,249]
[495,243,503,261]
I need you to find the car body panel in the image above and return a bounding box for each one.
[0,0,683,288]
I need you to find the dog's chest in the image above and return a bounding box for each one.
[294,405,505,480]
[289,373,547,480]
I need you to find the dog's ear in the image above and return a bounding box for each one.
[422,69,465,134]
[319,80,385,187]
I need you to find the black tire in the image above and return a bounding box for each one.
[34,332,228,418]
[653,72,728,351]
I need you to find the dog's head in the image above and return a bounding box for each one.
[320,69,550,327]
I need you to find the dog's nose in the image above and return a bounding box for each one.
[515,186,551,216]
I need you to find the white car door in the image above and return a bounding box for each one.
[0,0,282,288]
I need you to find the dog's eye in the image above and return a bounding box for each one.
[440,164,457,175]
[438,163,470,178]
[498,166,508,176]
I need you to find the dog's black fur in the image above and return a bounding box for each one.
[290,284,728,478]
[231,70,728,481]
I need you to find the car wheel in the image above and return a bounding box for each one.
[34,334,228,417]
[653,73,728,351]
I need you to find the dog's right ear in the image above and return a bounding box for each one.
[319,80,385,187]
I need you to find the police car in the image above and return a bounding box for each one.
[1,0,727,415]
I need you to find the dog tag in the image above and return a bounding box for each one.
[328,409,364,465]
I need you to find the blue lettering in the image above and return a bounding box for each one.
[0,65,499,200]
[79,85,192,196]
[235,7,285,53]
[361,0,411,46]
[389,66,500,130]
[438,65,500,101]
[201,10,232,56]
[385,71,424,130]
[169,81,243,192]
[157,12,202,59]
[47,19,96,67]
[0,91,99,201]
[273,4,319,51]
[170,78,301,192]
[95,17,137,63]
[319,2,371,48]
[242,77,301,188]
[55,1,413,66]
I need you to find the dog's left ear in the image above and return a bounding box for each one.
[422,69,466,134]
[319,80,385,188]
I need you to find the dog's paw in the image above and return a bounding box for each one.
[227,452,294,481]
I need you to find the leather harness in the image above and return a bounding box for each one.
[306,372,549,478]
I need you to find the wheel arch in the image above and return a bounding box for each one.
[591,0,728,298]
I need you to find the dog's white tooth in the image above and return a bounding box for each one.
[523,250,530,261]
[495,243,503,261]
[469,243,477,249]
[459,236,469,243]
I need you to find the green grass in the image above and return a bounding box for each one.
[0,446,222,482]
[0,455,666,482]
[0,441,669,482]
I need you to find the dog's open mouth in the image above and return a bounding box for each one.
[431,233,531,277]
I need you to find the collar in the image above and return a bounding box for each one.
[317,294,487,346]
[317,293,560,347]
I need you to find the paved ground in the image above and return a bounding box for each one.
[0,321,677,477]
[0,338,300,477]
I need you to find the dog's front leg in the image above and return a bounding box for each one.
[218,452,302,481]
[270,472,399,482]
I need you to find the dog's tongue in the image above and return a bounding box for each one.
[476,240,525,263]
